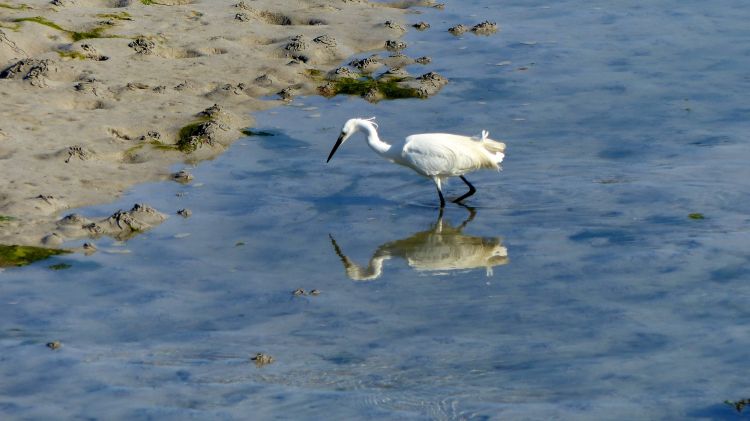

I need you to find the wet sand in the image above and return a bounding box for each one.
[0,0,422,246]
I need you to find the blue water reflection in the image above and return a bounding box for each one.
[2,0,750,419]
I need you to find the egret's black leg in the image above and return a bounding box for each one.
[453,176,477,203]
[456,205,477,230]
[436,187,446,208]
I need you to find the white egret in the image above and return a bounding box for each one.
[326,117,506,207]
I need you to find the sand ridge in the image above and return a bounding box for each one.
[0,0,419,246]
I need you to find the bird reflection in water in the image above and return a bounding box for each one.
[329,208,508,281]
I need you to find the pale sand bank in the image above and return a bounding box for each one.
[0,0,440,247]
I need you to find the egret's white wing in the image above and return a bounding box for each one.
[402,133,498,176]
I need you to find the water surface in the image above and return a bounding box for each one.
[2,1,750,419]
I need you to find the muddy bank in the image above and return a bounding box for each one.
[0,0,444,247]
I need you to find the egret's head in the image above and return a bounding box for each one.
[486,245,509,266]
[326,117,376,163]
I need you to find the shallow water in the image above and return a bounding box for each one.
[2,1,750,419]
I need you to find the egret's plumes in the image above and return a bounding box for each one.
[326,117,506,207]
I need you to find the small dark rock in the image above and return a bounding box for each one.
[308,18,327,25]
[83,222,104,236]
[128,37,155,55]
[313,34,336,47]
[471,20,498,34]
[384,20,405,31]
[254,74,273,87]
[171,170,194,183]
[335,67,354,76]
[82,242,97,254]
[126,82,150,90]
[413,21,430,30]
[41,232,63,246]
[448,24,468,35]
[277,87,294,101]
[58,213,88,226]
[317,82,336,97]
[0,58,57,87]
[385,40,407,51]
[197,103,224,119]
[174,80,193,91]
[284,35,307,52]
[251,353,274,367]
[348,55,380,72]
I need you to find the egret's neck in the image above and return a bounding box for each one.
[344,255,388,281]
[357,121,393,159]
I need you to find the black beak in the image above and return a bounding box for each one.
[326,133,345,163]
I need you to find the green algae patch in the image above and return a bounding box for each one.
[57,50,87,60]
[241,129,274,137]
[122,143,145,161]
[48,262,72,270]
[176,119,208,153]
[321,76,421,101]
[725,399,750,413]
[305,68,323,78]
[96,12,132,20]
[13,16,65,32]
[13,16,109,41]
[0,245,70,268]
[71,26,107,41]
[149,140,178,151]
[0,215,15,223]
[378,79,422,99]
[124,141,177,160]
[176,117,220,153]
[0,2,30,9]
[0,22,21,31]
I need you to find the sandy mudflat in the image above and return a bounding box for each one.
[0,0,423,246]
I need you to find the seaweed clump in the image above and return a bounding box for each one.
[176,105,232,153]
[319,70,447,102]
[57,50,87,60]
[725,399,750,413]
[0,245,69,268]
[319,76,420,102]
[96,12,132,20]
[240,129,274,137]
[177,118,212,153]
[13,16,109,41]
[0,2,30,10]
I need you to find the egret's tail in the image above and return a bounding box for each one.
[474,130,506,169]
